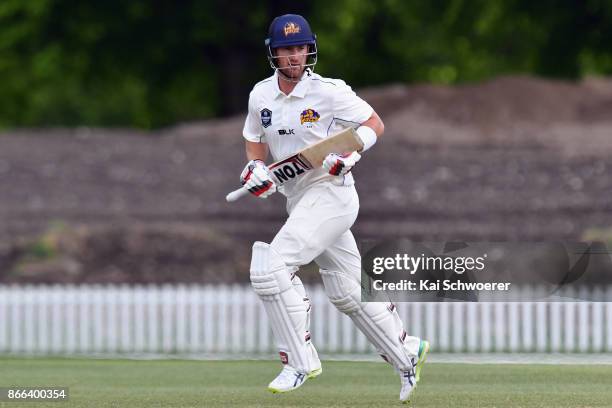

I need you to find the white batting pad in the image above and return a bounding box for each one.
[250,241,319,373]
[320,268,420,371]
[290,273,312,336]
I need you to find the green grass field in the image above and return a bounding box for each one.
[1,358,611,407]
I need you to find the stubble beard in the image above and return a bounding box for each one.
[281,67,302,80]
[278,60,305,80]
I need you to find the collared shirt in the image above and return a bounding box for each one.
[243,69,373,197]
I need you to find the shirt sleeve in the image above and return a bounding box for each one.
[332,80,374,126]
[242,92,266,143]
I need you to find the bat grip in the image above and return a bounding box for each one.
[225,186,250,202]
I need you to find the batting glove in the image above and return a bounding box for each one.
[322,151,361,176]
[240,159,277,198]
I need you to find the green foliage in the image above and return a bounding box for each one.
[0,0,223,128]
[26,239,56,260]
[21,223,65,261]
[311,0,612,85]
[0,0,611,128]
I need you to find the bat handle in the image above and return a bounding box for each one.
[225,186,250,202]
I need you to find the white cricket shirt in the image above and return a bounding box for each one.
[243,69,373,198]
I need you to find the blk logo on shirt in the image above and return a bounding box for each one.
[278,129,295,135]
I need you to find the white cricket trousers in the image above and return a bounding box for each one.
[271,182,361,273]
[268,181,421,369]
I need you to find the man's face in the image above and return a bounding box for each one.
[274,44,308,79]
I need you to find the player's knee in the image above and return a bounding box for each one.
[271,232,317,267]
[320,268,361,314]
[250,241,292,296]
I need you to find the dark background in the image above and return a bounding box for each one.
[1,0,612,128]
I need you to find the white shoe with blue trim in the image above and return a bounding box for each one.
[268,365,322,393]
[399,339,430,403]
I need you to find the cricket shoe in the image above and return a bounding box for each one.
[267,365,322,393]
[399,339,430,403]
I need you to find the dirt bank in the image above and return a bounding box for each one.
[1,76,611,283]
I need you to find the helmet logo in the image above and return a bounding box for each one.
[283,22,301,36]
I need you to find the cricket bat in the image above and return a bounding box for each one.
[226,128,364,202]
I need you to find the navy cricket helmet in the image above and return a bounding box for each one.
[265,14,318,77]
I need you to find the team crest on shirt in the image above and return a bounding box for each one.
[284,22,301,36]
[260,108,272,128]
[300,108,320,128]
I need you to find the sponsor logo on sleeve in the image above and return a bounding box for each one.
[260,108,272,128]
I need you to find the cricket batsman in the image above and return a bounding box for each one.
[239,14,429,403]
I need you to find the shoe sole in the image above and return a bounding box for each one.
[307,367,322,379]
[415,340,430,383]
[267,367,322,394]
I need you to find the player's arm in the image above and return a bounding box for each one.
[245,140,269,161]
[360,110,384,140]
[323,80,384,176]
[240,87,276,198]
[323,110,384,176]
